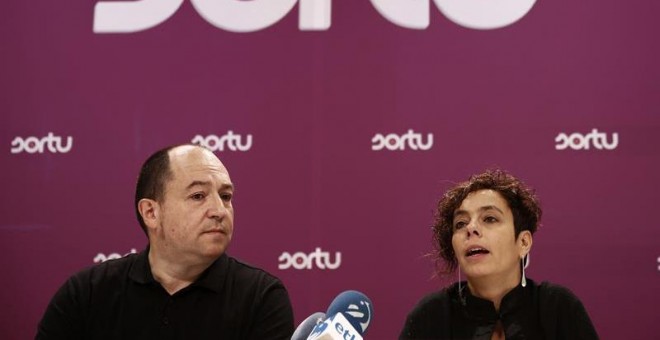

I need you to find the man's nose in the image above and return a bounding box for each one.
[207,194,228,219]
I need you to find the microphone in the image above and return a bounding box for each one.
[306,290,374,340]
[292,312,326,340]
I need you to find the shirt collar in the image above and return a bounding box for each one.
[190,254,229,293]
[128,247,229,293]
[128,248,156,285]
[458,279,533,321]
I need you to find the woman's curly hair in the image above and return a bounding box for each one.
[433,169,542,273]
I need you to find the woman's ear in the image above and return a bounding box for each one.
[518,230,533,257]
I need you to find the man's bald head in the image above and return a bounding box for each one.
[134,144,223,235]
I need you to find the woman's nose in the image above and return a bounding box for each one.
[466,221,480,237]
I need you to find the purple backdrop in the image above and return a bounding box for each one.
[2,1,659,339]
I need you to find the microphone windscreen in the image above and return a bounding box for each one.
[291,312,326,340]
[325,290,373,335]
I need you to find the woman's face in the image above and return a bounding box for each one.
[451,189,530,283]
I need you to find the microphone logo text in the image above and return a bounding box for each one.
[307,313,363,340]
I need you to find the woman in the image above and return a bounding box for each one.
[400,169,598,339]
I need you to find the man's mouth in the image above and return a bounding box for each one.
[204,229,225,235]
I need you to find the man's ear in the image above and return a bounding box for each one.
[518,230,533,257]
[138,198,160,232]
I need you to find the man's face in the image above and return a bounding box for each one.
[451,189,529,282]
[154,146,234,263]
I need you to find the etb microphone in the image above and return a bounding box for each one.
[306,290,374,340]
[292,312,326,340]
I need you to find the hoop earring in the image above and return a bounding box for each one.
[458,265,461,292]
[521,254,528,287]
[457,266,466,305]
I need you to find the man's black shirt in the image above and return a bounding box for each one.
[36,250,294,340]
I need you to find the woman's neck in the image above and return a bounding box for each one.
[466,271,521,312]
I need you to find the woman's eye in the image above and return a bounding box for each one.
[220,193,233,202]
[484,216,498,223]
[454,221,467,230]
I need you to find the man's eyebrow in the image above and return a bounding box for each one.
[186,180,210,190]
[185,181,235,191]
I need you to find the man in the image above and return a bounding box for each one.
[37,144,295,339]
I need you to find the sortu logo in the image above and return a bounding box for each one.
[11,133,73,154]
[191,131,252,152]
[372,129,433,151]
[278,247,341,270]
[93,248,137,263]
[555,129,619,151]
[93,0,536,33]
